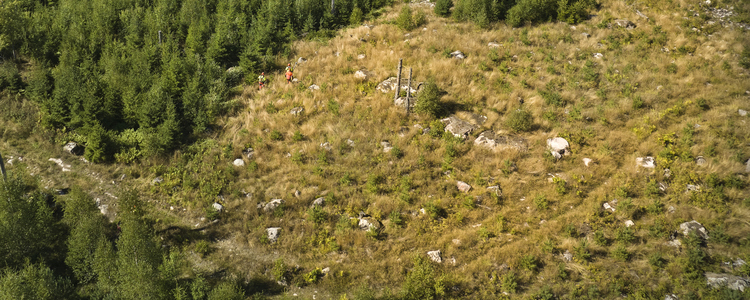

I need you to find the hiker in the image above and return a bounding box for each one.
[258,72,267,90]
[285,63,294,84]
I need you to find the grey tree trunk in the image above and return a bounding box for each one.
[394,59,403,101]
[0,152,6,181]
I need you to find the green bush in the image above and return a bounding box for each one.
[519,254,538,272]
[506,0,558,27]
[0,62,24,93]
[401,256,445,299]
[396,6,415,31]
[303,268,324,284]
[415,80,443,118]
[610,244,629,261]
[533,194,549,210]
[194,240,212,257]
[413,10,427,28]
[501,271,518,293]
[506,108,533,132]
[307,205,327,224]
[435,0,453,17]
[350,7,364,25]
[270,130,283,141]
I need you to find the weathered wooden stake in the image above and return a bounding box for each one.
[158,30,162,44]
[394,59,402,102]
[406,68,413,113]
[0,152,6,182]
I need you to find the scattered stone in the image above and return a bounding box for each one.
[474,131,527,151]
[668,206,675,213]
[56,188,69,195]
[233,159,245,167]
[547,137,571,159]
[735,259,747,268]
[740,109,748,117]
[152,177,163,185]
[665,294,678,300]
[320,142,332,151]
[441,116,477,139]
[680,220,709,239]
[487,186,502,197]
[582,32,591,38]
[745,159,750,173]
[593,53,603,59]
[664,169,671,178]
[63,142,84,156]
[357,54,366,60]
[381,141,393,153]
[308,84,320,90]
[457,181,472,193]
[291,107,304,116]
[636,10,649,20]
[375,77,419,94]
[321,267,330,274]
[449,51,465,59]
[354,70,369,80]
[48,158,71,172]
[293,190,301,198]
[452,239,461,245]
[427,250,442,263]
[394,97,416,109]
[695,156,706,166]
[705,273,749,291]
[266,227,282,243]
[666,239,682,248]
[603,202,616,212]
[625,220,635,227]
[686,184,700,192]
[488,42,501,48]
[636,157,656,169]
[259,199,285,212]
[297,57,307,64]
[311,197,325,207]
[346,139,355,147]
[614,19,636,29]
[562,250,573,262]
[583,158,593,167]
[212,203,224,212]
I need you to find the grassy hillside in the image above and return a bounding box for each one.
[2,0,750,298]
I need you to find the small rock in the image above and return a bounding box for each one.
[603,202,615,212]
[354,70,369,80]
[297,57,307,64]
[358,217,381,231]
[152,177,164,185]
[457,181,472,193]
[321,267,330,274]
[739,109,748,117]
[680,220,709,239]
[547,137,571,159]
[320,142,332,151]
[293,190,301,198]
[48,158,72,172]
[233,159,245,167]
[667,206,676,213]
[291,107,304,116]
[449,51,465,59]
[705,273,749,291]
[488,42,500,48]
[474,131,527,151]
[63,142,84,156]
[427,250,442,263]
[212,203,224,212]
[593,53,603,59]
[635,10,649,20]
[260,199,285,212]
[486,186,502,197]
[308,84,320,90]
[636,157,656,169]
[686,184,700,192]
[665,294,678,300]
[441,116,477,139]
[357,54,366,59]
[666,239,682,248]
[625,220,635,227]
[346,139,355,147]
[664,168,671,178]
[582,32,591,38]
[695,156,706,166]
[745,159,750,173]
[266,227,282,243]
[381,141,392,153]
[583,158,593,167]
[562,250,573,262]
[614,19,636,29]
[243,148,254,158]
[311,197,325,207]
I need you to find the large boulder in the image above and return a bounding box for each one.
[474,131,527,151]
[441,116,477,139]
[705,273,750,291]
[63,142,84,156]
[680,220,709,239]
[394,97,416,109]
[266,227,282,243]
[547,137,571,159]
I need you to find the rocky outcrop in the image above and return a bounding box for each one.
[427,250,442,263]
[290,107,304,116]
[474,131,527,151]
[614,19,636,29]
[311,197,325,207]
[705,273,749,291]
[212,203,224,212]
[381,141,393,153]
[266,227,282,243]
[449,51,465,59]
[680,220,709,239]
[376,77,419,94]
[636,157,656,169]
[457,181,471,192]
[358,217,382,231]
[49,158,72,172]
[308,84,320,90]
[64,142,84,156]
[354,70,370,80]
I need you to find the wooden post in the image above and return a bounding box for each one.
[394,59,402,102]
[0,152,6,182]
[158,31,162,44]
[406,68,412,113]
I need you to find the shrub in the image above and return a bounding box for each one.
[540,90,564,106]
[533,194,549,210]
[413,10,427,28]
[435,0,453,17]
[292,130,304,141]
[574,239,591,261]
[506,108,533,132]
[501,271,518,293]
[615,227,636,244]
[593,230,608,246]
[0,62,24,93]
[389,211,404,228]
[396,6,414,31]
[666,63,677,74]
[506,0,558,27]
[303,268,324,284]
[391,146,404,159]
[610,244,629,261]
[401,256,445,299]
[195,240,211,256]
[270,130,283,141]
[648,252,665,269]
[415,80,443,118]
[307,205,327,224]
[350,7,364,25]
